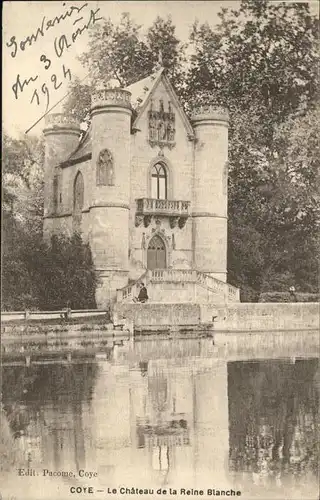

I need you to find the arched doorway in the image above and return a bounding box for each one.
[147,234,166,270]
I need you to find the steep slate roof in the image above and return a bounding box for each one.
[60,67,193,168]
[60,125,92,168]
[125,67,164,112]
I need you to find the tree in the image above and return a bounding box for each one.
[188,0,318,119]
[187,0,319,297]
[262,104,320,292]
[2,132,97,310]
[226,103,320,297]
[4,1,318,305]
[2,233,98,311]
[28,234,98,310]
[63,13,186,122]
[2,132,44,235]
[2,133,45,309]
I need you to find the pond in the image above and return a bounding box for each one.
[1,337,319,500]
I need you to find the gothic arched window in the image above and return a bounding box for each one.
[73,171,84,233]
[97,149,114,186]
[151,162,167,199]
[53,174,59,213]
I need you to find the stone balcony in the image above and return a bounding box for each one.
[135,198,190,228]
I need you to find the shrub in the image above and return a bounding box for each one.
[259,292,319,302]
[2,232,98,310]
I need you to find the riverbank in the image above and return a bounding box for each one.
[2,302,319,336]
[114,302,319,332]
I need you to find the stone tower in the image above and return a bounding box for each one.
[90,87,132,304]
[42,69,239,307]
[43,114,81,231]
[191,106,229,282]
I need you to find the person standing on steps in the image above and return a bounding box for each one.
[133,283,149,303]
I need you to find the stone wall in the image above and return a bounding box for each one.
[113,303,201,327]
[147,281,195,303]
[130,80,194,204]
[130,218,193,278]
[114,302,319,331]
[201,302,319,331]
[129,79,195,278]
[192,113,228,280]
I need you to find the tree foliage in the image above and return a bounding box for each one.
[63,13,186,122]
[186,0,319,299]
[2,131,98,310]
[2,132,44,233]
[3,0,319,305]
[2,233,98,311]
[188,1,318,116]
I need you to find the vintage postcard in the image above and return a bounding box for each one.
[2,1,319,500]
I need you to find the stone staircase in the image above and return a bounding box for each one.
[116,269,240,304]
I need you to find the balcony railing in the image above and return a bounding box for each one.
[116,269,240,303]
[151,269,196,282]
[136,198,190,217]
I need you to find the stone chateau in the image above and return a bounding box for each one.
[43,67,239,307]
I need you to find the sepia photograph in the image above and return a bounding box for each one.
[1,1,319,499]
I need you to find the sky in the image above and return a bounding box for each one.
[3,0,319,138]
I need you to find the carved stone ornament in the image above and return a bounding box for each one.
[141,232,146,249]
[135,215,144,227]
[169,217,179,229]
[45,113,80,129]
[172,233,176,250]
[187,133,195,142]
[91,88,131,109]
[178,217,188,229]
[97,149,114,186]
[155,218,161,226]
[148,99,176,149]
[143,215,152,228]
[191,105,229,123]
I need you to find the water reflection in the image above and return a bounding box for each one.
[1,339,319,499]
[228,359,319,494]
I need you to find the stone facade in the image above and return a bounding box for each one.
[43,68,230,307]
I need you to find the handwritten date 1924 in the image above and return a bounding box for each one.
[30,64,72,112]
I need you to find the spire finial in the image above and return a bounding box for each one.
[158,49,163,66]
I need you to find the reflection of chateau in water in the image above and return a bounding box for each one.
[90,339,229,487]
[2,341,319,494]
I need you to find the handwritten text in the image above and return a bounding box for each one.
[6,2,88,58]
